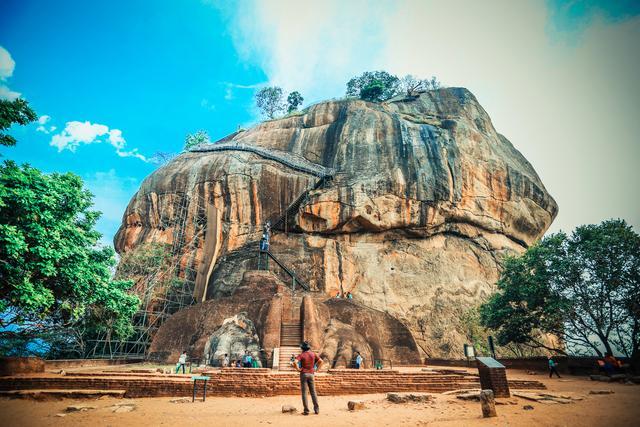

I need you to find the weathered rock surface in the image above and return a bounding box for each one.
[118,88,557,359]
[151,271,421,365]
[203,313,261,367]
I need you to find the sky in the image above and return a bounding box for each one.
[1,0,638,247]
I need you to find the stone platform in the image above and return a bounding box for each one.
[0,368,545,398]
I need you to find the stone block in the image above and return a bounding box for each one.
[589,390,614,395]
[282,405,297,413]
[348,400,366,411]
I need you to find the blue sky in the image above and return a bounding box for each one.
[1,0,639,247]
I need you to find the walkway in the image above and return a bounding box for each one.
[189,142,335,179]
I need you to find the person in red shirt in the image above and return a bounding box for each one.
[293,341,324,415]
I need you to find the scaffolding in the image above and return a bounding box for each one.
[87,192,207,359]
[87,147,336,360]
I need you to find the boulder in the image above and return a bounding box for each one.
[118,88,557,359]
[348,400,366,411]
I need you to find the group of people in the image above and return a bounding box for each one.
[598,353,626,375]
[220,351,260,368]
[549,353,628,378]
[334,291,353,299]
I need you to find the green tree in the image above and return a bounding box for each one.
[255,86,286,119]
[184,130,209,150]
[359,80,386,102]
[287,91,304,113]
[0,161,140,356]
[345,71,400,102]
[0,98,37,147]
[480,219,640,365]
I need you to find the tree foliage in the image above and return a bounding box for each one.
[0,98,37,147]
[0,161,140,356]
[255,86,286,119]
[346,71,401,102]
[480,219,640,365]
[184,130,210,150]
[287,91,304,113]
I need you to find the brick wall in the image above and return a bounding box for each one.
[478,367,510,398]
[0,357,45,376]
[429,356,625,375]
[45,359,143,370]
[0,369,544,398]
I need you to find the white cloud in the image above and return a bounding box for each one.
[0,46,15,80]
[0,46,20,101]
[220,0,640,234]
[0,85,20,101]
[50,120,149,162]
[36,115,57,134]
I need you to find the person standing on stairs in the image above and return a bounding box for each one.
[293,341,323,415]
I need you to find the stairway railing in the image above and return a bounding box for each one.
[258,249,310,292]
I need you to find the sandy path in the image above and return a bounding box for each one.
[2,372,639,427]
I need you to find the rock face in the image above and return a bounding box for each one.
[203,313,261,367]
[117,88,557,360]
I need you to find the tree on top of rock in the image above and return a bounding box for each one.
[255,86,286,119]
[184,130,210,150]
[346,71,401,102]
[400,75,442,96]
[287,91,304,113]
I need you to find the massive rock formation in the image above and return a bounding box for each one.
[116,88,557,360]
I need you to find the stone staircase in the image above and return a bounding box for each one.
[279,323,302,371]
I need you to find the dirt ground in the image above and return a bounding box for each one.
[1,370,639,427]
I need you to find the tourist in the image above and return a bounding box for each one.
[235,359,242,368]
[347,292,353,300]
[335,291,341,298]
[548,355,561,378]
[293,341,323,415]
[243,350,253,368]
[175,350,188,374]
[355,351,363,369]
[222,353,229,368]
[603,353,619,375]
